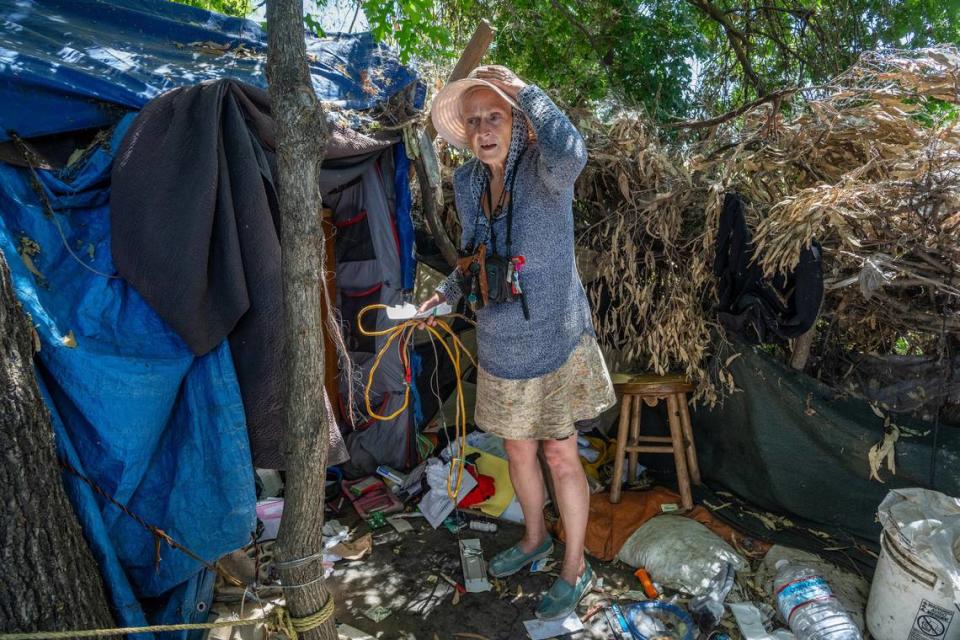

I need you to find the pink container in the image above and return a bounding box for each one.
[256,498,284,541]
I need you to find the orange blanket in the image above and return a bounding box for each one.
[554,487,770,561]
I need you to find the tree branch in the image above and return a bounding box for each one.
[687,0,767,95]
[667,84,824,129]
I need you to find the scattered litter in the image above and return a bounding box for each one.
[362,605,393,623]
[376,465,406,485]
[529,557,556,573]
[624,601,695,640]
[620,589,649,601]
[730,602,794,640]
[758,545,869,630]
[459,538,492,593]
[774,559,861,640]
[255,468,283,498]
[617,515,746,596]
[603,608,629,640]
[633,567,659,599]
[689,562,736,631]
[607,604,633,640]
[468,520,497,533]
[387,515,413,533]
[443,515,467,534]
[342,476,402,519]
[323,519,349,539]
[62,330,77,348]
[256,499,284,541]
[420,459,477,528]
[730,603,769,640]
[660,503,680,513]
[372,531,401,546]
[337,623,377,639]
[367,512,388,529]
[329,533,372,561]
[522,612,584,639]
[440,573,466,605]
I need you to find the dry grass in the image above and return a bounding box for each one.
[573,46,959,403]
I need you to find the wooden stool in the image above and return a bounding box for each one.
[609,374,700,510]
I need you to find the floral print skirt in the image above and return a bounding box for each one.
[474,334,616,441]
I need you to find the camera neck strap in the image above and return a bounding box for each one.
[476,147,526,257]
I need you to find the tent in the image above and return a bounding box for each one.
[0,0,425,634]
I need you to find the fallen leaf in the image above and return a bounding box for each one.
[868,421,899,482]
[21,253,44,279]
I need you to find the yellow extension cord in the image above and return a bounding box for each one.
[355,304,476,501]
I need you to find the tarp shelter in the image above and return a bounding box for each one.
[0,0,424,634]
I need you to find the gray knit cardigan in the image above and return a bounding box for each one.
[436,84,594,379]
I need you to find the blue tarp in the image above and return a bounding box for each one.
[0,0,423,141]
[0,1,423,632]
[0,113,255,638]
[393,142,416,291]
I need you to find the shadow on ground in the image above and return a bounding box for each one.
[328,514,637,639]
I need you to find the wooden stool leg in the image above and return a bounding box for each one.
[610,394,632,503]
[627,395,642,484]
[666,394,693,511]
[677,393,701,485]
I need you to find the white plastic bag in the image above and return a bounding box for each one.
[616,515,746,596]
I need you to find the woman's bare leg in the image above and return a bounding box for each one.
[542,436,589,584]
[503,438,548,552]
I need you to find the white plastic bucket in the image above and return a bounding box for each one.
[867,530,959,640]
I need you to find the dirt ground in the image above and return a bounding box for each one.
[326,512,641,639]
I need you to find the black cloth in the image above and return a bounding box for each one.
[111,79,347,469]
[713,192,823,344]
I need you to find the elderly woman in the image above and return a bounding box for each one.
[419,65,615,620]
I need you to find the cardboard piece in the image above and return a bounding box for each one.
[329,533,373,561]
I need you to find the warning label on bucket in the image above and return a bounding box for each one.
[908,600,954,640]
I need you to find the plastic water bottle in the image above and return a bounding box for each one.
[774,560,862,640]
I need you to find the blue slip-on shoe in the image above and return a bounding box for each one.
[535,561,595,620]
[488,536,554,578]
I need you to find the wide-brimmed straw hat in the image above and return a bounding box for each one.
[431,76,521,150]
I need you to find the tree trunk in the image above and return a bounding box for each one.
[265,2,337,639]
[0,252,115,633]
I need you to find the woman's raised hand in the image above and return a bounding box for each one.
[473,65,527,100]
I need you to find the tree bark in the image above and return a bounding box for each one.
[265,1,337,639]
[0,252,115,633]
